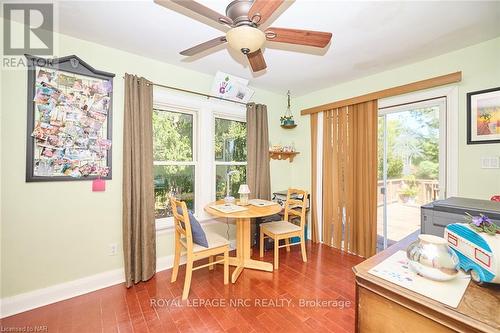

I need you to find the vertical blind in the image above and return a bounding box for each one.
[320,100,378,257]
[310,113,320,243]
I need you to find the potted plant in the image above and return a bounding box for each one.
[280,115,295,126]
[399,175,418,204]
[465,213,500,235]
[400,187,418,204]
[280,90,297,128]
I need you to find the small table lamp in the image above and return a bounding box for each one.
[238,184,251,206]
[224,170,239,204]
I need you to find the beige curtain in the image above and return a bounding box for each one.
[322,100,378,257]
[123,74,156,287]
[310,113,320,243]
[246,103,271,200]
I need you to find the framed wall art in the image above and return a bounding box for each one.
[467,87,500,144]
[25,54,115,182]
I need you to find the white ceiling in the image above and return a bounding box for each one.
[40,1,500,95]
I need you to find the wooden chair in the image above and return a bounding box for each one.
[259,188,308,270]
[170,198,229,300]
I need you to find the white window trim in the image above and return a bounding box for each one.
[153,87,246,231]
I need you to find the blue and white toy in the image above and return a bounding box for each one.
[444,223,499,284]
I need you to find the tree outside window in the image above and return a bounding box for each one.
[153,109,195,218]
[214,118,247,200]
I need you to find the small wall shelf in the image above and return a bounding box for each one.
[280,124,297,129]
[269,151,300,162]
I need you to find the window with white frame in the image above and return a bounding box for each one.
[152,87,247,228]
[214,117,247,200]
[153,108,196,218]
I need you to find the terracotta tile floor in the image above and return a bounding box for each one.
[1,242,365,333]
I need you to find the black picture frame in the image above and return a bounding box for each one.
[467,86,500,145]
[25,54,115,182]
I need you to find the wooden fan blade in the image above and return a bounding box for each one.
[248,0,284,26]
[155,0,233,26]
[247,49,267,72]
[180,36,227,56]
[266,27,332,48]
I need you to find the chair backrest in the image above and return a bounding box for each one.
[283,188,308,230]
[170,197,193,247]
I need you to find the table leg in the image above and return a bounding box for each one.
[231,218,245,283]
[230,218,273,283]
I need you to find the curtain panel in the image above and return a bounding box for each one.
[246,103,271,200]
[123,74,156,287]
[321,100,378,257]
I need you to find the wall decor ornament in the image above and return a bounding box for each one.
[280,90,297,129]
[467,86,500,144]
[25,55,115,182]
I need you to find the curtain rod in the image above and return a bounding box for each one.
[123,76,248,106]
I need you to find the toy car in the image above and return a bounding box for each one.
[444,223,499,284]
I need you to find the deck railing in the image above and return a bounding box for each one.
[377,178,439,206]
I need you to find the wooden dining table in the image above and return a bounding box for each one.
[204,200,282,283]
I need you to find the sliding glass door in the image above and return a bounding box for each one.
[377,98,446,250]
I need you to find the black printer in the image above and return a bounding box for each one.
[421,197,500,236]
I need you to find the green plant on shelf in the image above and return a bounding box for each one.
[280,115,295,125]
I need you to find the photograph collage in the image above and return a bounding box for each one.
[31,67,112,178]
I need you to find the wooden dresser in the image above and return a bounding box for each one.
[353,233,500,333]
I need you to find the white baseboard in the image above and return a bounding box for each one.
[1,239,237,319]
[1,253,178,318]
[0,267,126,319]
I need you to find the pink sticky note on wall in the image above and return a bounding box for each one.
[92,178,106,192]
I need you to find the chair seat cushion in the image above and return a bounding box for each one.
[176,207,208,248]
[182,230,229,253]
[260,220,301,235]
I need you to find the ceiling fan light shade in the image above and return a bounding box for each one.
[226,26,266,54]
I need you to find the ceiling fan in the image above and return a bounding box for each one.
[154,0,333,72]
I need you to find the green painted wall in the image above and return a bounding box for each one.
[0,20,290,298]
[290,37,500,199]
